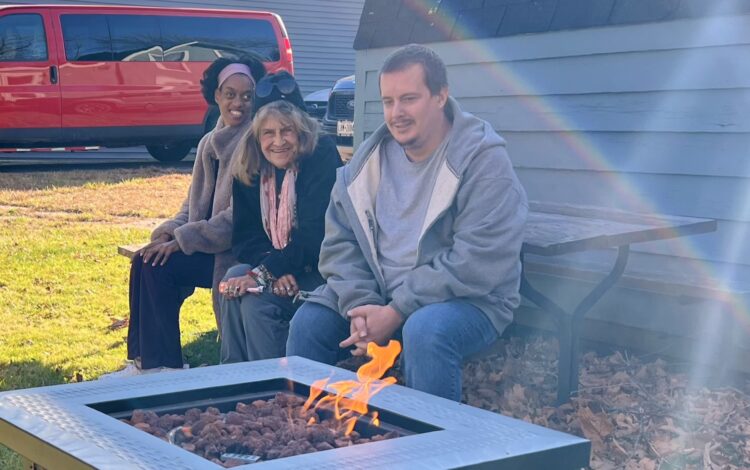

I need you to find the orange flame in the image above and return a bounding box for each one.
[302,378,330,413]
[306,340,401,436]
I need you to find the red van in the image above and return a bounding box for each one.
[0,5,293,161]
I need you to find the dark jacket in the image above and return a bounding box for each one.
[231,134,342,277]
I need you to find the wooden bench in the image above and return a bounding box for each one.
[523,258,748,305]
[521,201,719,403]
[118,243,146,260]
[119,202,722,404]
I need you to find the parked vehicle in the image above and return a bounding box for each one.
[302,87,330,123]
[321,75,354,157]
[0,5,293,161]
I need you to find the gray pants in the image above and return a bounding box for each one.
[219,263,322,364]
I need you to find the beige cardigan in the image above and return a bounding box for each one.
[151,118,247,325]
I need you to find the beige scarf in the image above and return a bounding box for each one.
[259,164,298,249]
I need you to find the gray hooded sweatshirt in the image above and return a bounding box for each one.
[305,97,528,334]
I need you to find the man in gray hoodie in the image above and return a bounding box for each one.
[287,44,528,401]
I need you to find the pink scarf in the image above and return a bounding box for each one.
[260,165,298,249]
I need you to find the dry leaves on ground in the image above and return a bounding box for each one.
[339,335,750,469]
[462,336,750,469]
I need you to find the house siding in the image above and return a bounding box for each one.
[1,0,365,94]
[355,14,750,350]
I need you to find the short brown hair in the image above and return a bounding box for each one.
[380,43,448,95]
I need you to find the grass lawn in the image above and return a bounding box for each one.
[0,165,218,468]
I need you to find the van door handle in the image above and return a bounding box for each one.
[50,65,58,84]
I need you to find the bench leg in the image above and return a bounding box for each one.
[557,317,574,404]
[520,245,630,404]
[520,266,574,404]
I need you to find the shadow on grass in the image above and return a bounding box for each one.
[0,359,69,392]
[183,330,220,368]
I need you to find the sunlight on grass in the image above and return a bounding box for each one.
[0,213,220,467]
[0,167,191,219]
[0,217,219,391]
[0,166,217,467]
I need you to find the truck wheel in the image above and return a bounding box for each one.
[146,142,193,162]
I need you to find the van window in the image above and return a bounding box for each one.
[0,14,47,61]
[159,16,280,62]
[61,14,112,61]
[108,15,161,62]
[60,14,280,63]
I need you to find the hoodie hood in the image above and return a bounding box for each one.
[343,96,507,185]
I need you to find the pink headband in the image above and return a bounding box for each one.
[217,63,255,89]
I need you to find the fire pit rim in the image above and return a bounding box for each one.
[0,356,590,469]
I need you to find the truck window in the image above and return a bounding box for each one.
[159,16,279,62]
[108,15,161,62]
[0,14,47,62]
[61,14,112,61]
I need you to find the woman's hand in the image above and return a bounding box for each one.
[220,274,258,299]
[137,234,171,259]
[141,240,180,266]
[271,274,298,298]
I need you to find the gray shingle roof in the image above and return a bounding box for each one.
[354,0,750,49]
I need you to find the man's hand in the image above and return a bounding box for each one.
[344,315,369,356]
[219,274,258,299]
[141,240,180,266]
[339,305,403,355]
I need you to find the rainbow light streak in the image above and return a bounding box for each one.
[399,0,750,330]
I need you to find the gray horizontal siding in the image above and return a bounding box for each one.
[361,45,750,98]
[355,14,750,285]
[2,0,364,94]
[504,131,750,178]
[364,89,750,133]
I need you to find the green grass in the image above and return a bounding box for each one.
[0,167,215,468]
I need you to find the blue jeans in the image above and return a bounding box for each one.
[287,300,499,401]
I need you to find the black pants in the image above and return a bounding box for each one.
[127,251,213,369]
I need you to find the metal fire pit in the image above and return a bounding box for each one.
[0,357,590,469]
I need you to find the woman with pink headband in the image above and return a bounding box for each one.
[102,57,266,378]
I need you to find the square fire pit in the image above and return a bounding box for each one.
[0,357,590,469]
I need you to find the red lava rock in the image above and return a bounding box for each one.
[334,438,351,448]
[184,408,202,423]
[124,393,399,467]
[133,422,151,432]
[315,441,335,451]
[225,412,244,426]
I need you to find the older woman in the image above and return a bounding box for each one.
[219,73,342,363]
[103,57,266,378]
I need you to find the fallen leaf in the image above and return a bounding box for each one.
[109,318,128,331]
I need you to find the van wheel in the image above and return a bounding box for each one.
[146,142,193,162]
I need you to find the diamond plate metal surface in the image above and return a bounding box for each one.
[0,357,590,469]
